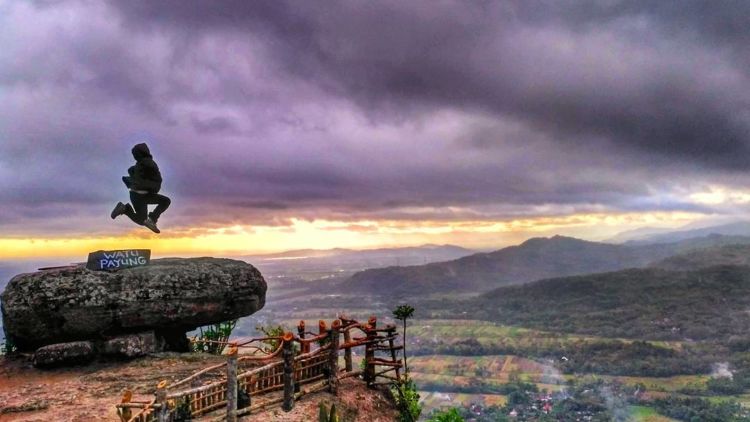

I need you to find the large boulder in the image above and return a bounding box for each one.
[1,257,266,352]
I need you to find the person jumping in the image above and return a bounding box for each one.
[110,143,171,234]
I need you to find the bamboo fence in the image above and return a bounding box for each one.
[116,315,402,422]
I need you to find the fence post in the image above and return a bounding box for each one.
[318,320,327,340]
[298,320,309,354]
[155,380,168,422]
[282,332,295,412]
[364,316,377,386]
[386,325,402,381]
[329,319,341,394]
[343,325,353,372]
[118,390,133,422]
[226,343,238,422]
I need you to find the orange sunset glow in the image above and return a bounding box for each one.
[0,211,702,259]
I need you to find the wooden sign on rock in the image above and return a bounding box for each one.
[86,249,151,271]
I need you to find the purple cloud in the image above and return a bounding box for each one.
[1,1,749,236]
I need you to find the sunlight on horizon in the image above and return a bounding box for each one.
[0,211,702,260]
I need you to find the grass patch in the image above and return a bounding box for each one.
[627,405,678,421]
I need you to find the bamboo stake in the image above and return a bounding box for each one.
[282,332,295,412]
[226,343,238,422]
[155,380,168,422]
[329,319,341,394]
[298,320,309,354]
[343,324,353,372]
[364,316,377,386]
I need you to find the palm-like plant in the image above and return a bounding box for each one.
[392,304,415,376]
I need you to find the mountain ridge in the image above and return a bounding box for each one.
[342,234,750,296]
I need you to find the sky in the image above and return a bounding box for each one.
[2,1,750,259]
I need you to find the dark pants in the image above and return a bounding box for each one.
[124,191,171,224]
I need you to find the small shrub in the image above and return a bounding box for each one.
[173,397,192,421]
[0,336,17,356]
[318,401,340,422]
[428,408,465,422]
[256,324,300,355]
[319,401,329,422]
[392,378,422,422]
[256,324,285,352]
[192,320,237,355]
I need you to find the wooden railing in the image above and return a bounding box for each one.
[115,315,402,422]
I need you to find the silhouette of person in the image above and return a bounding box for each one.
[110,143,171,233]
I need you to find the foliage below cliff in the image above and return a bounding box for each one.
[435,265,750,342]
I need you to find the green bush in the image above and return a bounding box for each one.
[707,377,746,395]
[256,324,286,352]
[192,319,237,355]
[428,407,465,422]
[653,396,750,421]
[392,378,422,422]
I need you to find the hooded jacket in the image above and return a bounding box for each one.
[129,143,162,193]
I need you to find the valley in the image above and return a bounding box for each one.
[236,234,750,420]
[5,233,750,420]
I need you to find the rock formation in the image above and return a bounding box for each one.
[1,257,266,357]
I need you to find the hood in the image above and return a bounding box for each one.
[132,143,152,160]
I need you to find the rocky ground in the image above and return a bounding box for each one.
[0,354,398,422]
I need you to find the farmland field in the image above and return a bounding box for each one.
[419,390,507,416]
[409,319,684,351]
[236,282,748,421]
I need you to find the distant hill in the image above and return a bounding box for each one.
[624,221,750,245]
[651,244,750,271]
[606,226,678,243]
[448,264,750,341]
[247,244,472,261]
[243,244,475,280]
[342,234,750,296]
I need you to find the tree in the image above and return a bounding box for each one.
[393,304,415,376]
[392,304,420,422]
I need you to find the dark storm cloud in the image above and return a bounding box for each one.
[110,0,750,169]
[2,0,750,235]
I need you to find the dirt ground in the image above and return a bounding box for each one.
[0,353,227,421]
[246,378,398,422]
[0,354,398,422]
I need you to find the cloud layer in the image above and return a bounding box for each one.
[2,1,749,239]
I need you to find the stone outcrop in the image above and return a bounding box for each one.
[30,332,159,367]
[1,257,266,353]
[101,332,158,358]
[32,341,96,367]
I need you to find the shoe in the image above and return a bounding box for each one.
[142,217,161,234]
[148,212,159,224]
[110,202,127,219]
